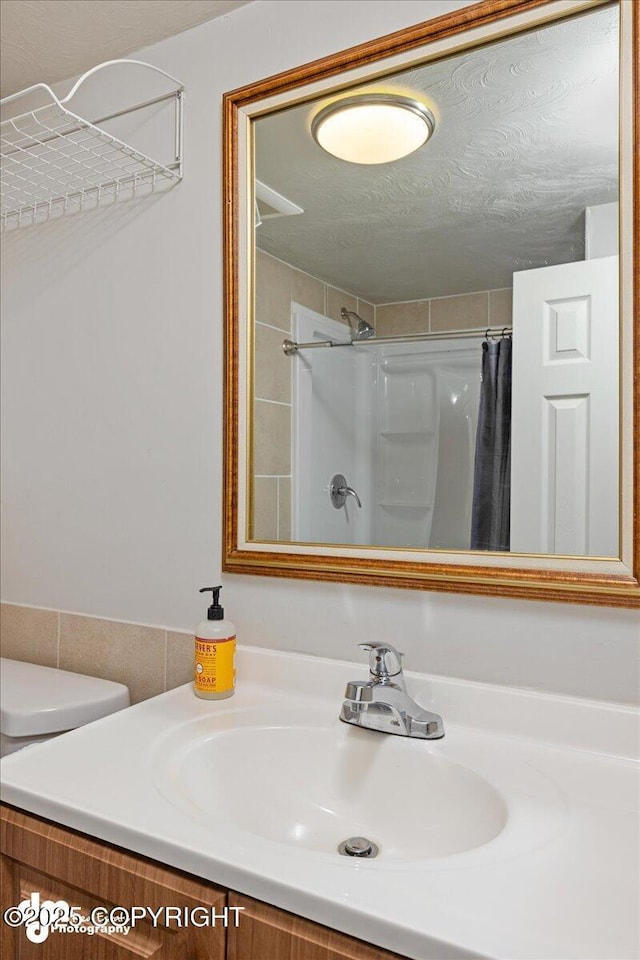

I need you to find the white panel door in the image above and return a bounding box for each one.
[511,256,618,557]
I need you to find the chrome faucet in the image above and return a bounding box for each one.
[339,642,444,740]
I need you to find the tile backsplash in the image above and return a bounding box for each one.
[0,603,193,704]
[0,605,58,669]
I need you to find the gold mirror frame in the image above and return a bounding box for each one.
[223,0,640,608]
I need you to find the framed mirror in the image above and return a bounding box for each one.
[223,0,639,607]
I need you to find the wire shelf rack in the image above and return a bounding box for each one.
[1,60,183,228]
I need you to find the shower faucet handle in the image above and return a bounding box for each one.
[343,484,362,508]
[330,474,362,509]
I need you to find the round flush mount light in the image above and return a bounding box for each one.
[311,94,435,164]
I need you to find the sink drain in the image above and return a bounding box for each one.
[338,836,379,858]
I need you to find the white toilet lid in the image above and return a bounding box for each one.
[0,658,130,736]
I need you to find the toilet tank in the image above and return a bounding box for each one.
[0,658,130,757]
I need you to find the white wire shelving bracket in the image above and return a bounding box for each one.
[1,59,184,228]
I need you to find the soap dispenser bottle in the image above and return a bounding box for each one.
[194,586,236,700]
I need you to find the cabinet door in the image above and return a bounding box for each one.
[1,804,227,960]
[227,893,409,960]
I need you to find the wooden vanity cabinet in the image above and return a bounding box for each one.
[0,804,227,959]
[1,806,406,960]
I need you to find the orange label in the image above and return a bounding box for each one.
[194,635,236,694]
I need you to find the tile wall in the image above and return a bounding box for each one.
[0,603,193,704]
[253,249,374,540]
[376,287,512,336]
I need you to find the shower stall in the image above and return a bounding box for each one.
[291,304,482,549]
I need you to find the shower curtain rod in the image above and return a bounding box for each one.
[282,325,512,356]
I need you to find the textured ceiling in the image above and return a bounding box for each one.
[0,0,251,95]
[255,5,619,302]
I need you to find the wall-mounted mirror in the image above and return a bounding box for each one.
[223,0,639,607]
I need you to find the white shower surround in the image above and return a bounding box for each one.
[292,305,482,551]
[374,343,481,550]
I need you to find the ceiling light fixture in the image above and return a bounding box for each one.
[311,94,435,164]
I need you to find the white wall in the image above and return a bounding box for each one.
[1,0,638,705]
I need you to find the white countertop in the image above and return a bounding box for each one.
[1,646,638,960]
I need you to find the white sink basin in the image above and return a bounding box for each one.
[2,648,637,960]
[151,708,510,860]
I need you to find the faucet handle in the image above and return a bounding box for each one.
[358,642,404,683]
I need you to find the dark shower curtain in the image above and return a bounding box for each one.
[470,338,512,551]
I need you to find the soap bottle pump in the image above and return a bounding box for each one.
[194,586,236,700]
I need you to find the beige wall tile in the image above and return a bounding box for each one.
[489,288,513,329]
[326,286,356,326]
[252,476,278,540]
[253,400,291,476]
[291,269,325,314]
[255,250,292,333]
[278,477,291,541]
[0,603,58,667]
[376,301,429,337]
[254,323,291,403]
[59,614,165,704]
[356,300,375,326]
[431,292,488,332]
[166,631,194,691]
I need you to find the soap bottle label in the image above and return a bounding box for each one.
[194,636,236,694]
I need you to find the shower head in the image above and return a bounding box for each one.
[341,307,375,341]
